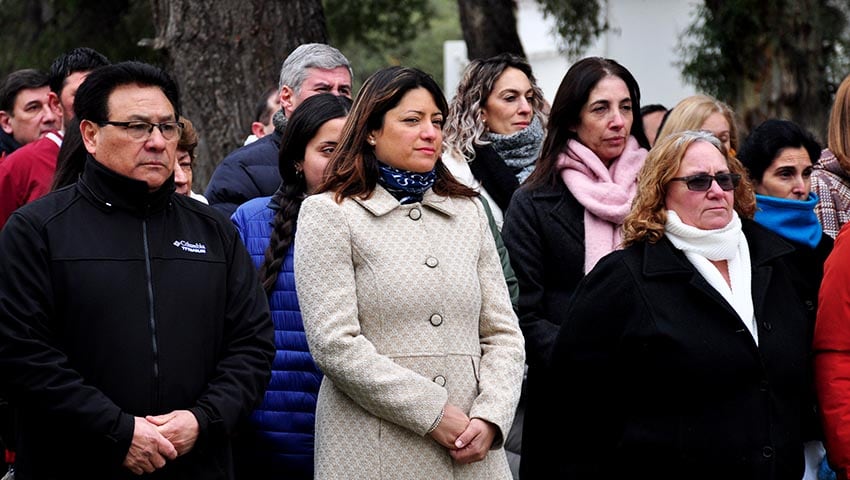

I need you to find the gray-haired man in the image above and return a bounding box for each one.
[205,43,352,216]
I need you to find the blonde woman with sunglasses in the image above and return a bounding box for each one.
[546,130,812,478]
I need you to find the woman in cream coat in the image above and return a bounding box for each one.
[294,66,525,479]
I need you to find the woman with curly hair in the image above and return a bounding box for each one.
[442,53,547,229]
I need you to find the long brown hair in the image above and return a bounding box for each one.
[317,66,476,202]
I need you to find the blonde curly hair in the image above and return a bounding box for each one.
[622,130,756,247]
[443,53,546,161]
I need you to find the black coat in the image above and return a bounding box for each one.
[0,157,275,479]
[468,144,520,213]
[548,220,809,479]
[501,181,586,479]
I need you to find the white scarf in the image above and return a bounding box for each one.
[664,210,757,345]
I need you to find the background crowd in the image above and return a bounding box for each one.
[1,40,850,480]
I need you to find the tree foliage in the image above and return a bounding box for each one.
[325,0,433,51]
[0,0,162,77]
[535,0,608,60]
[679,0,850,140]
[326,0,461,90]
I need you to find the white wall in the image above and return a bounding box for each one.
[444,0,700,110]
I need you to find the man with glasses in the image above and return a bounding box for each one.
[0,61,274,480]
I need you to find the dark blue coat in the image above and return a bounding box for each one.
[205,131,282,217]
[231,195,321,479]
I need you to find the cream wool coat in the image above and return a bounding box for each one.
[294,186,525,479]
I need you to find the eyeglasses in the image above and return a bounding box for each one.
[97,120,184,142]
[669,173,741,192]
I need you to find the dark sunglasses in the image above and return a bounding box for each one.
[669,173,741,192]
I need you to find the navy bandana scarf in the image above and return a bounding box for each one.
[377,162,436,204]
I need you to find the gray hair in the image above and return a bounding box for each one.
[671,129,724,152]
[278,43,353,96]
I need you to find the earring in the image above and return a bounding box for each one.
[368,137,376,146]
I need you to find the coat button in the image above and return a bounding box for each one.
[433,375,446,386]
[762,446,774,458]
[759,380,769,392]
[430,313,443,326]
[409,208,421,220]
[804,300,814,311]
[762,321,773,332]
[425,257,439,268]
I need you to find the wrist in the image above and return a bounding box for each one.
[426,407,445,434]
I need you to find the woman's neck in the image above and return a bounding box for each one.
[710,259,730,287]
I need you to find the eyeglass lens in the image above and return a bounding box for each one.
[687,174,738,191]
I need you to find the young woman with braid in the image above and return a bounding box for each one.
[230,93,352,479]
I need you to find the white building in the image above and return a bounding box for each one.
[444,0,700,109]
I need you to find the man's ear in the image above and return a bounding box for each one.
[0,111,12,135]
[251,121,266,138]
[48,92,63,117]
[280,86,295,116]
[80,119,99,154]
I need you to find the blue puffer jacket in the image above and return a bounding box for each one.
[231,195,321,479]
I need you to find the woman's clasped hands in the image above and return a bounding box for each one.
[428,403,498,464]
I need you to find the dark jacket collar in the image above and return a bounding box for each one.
[641,218,795,324]
[77,155,175,215]
[469,144,520,212]
[0,129,21,156]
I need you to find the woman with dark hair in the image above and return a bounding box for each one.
[51,116,85,190]
[500,56,649,478]
[230,93,352,479]
[443,53,547,229]
[293,66,525,479]
[737,119,830,325]
[737,119,831,479]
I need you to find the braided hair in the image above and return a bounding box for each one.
[259,93,352,294]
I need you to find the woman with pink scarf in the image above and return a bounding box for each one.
[501,56,650,479]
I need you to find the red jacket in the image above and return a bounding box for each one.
[0,130,62,230]
[815,221,850,479]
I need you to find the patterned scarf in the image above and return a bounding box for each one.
[558,136,648,272]
[377,162,436,204]
[484,115,544,183]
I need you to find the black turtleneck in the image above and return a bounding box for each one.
[77,155,176,216]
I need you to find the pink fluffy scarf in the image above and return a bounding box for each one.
[558,136,648,273]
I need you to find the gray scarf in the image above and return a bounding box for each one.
[272,108,288,134]
[483,115,544,183]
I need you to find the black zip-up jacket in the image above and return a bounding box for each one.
[0,156,275,479]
